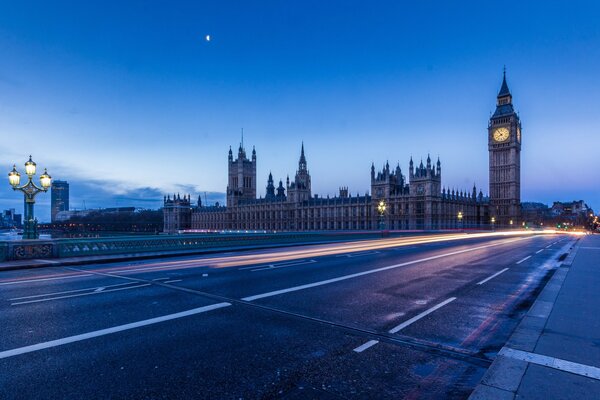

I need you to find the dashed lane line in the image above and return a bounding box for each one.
[388,297,457,334]
[516,255,532,264]
[353,340,379,353]
[476,268,509,285]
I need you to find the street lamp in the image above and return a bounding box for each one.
[457,211,463,230]
[491,216,496,231]
[509,219,513,229]
[377,200,386,230]
[8,156,52,239]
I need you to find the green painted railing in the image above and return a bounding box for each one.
[1,231,391,261]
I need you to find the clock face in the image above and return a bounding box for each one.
[493,127,510,142]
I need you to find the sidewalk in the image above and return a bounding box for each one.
[470,235,600,399]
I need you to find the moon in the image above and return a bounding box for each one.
[205,35,211,42]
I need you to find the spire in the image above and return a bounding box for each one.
[299,142,307,170]
[498,66,511,97]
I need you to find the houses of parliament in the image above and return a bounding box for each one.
[164,73,522,233]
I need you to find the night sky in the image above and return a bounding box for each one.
[1,1,599,221]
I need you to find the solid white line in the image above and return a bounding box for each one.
[353,340,379,353]
[347,251,380,258]
[0,274,94,286]
[516,255,532,264]
[9,281,138,301]
[11,284,152,305]
[0,302,231,360]
[545,245,552,249]
[477,268,509,285]
[163,279,182,284]
[239,259,314,271]
[388,297,456,333]
[500,347,600,381]
[33,259,61,264]
[241,237,528,302]
[536,249,544,254]
[250,260,317,272]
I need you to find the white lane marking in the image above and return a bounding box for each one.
[163,279,182,284]
[241,237,529,302]
[388,297,457,334]
[516,255,532,264]
[353,340,379,353]
[238,259,313,271]
[0,302,231,360]
[11,284,152,305]
[580,247,600,250]
[336,251,380,258]
[545,245,552,249]
[477,268,509,285]
[536,249,544,254]
[500,347,600,381]
[32,259,60,264]
[152,278,171,281]
[8,281,136,301]
[250,260,317,272]
[94,287,105,292]
[0,274,94,286]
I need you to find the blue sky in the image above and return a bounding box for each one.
[1,1,599,221]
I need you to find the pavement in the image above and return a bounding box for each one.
[470,234,600,399]
[0,232,589,399]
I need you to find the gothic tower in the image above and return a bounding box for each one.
[488,70,521,226]
[226,143,257,207]
[287,143,312,203]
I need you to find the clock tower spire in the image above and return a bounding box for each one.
[488,69,522,227]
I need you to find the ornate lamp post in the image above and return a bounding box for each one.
[377,200,386,230]
[491,216,496,231]
[457,211,463,230]
[8,156,52,239]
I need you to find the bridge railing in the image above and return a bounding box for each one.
[0,231,389,261]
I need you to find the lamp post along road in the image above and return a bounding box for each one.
[377,200,386,230]
[8,156,52,239]
[457,211,463,230]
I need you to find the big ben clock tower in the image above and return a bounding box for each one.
[489,69,521,227]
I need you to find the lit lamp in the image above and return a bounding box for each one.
[377,200,386,230]
[457,211,463,230]
[8,165,21,187]
[7,156,52,239]
[491,216,496,231]
[25,155,36,176]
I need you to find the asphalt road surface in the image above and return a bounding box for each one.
[0,232,574,399]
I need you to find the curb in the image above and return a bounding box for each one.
[468,238,582,399]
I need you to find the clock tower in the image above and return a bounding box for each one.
[488,70,521,227]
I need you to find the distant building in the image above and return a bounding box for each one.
[551,200,593,222]
[163,195,192,234]
[54,207,137,222]
[1,209,22,229]
[51,180,70,222]
[521,202,550,225]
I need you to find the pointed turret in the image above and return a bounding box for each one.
[371,162,375,180]
[498,67,510,97]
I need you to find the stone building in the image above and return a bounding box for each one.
[165,73,524,233]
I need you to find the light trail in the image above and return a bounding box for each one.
[0,230,572,285]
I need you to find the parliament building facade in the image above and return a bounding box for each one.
[164,73,522,233]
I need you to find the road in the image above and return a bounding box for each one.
[0,232,574,399]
